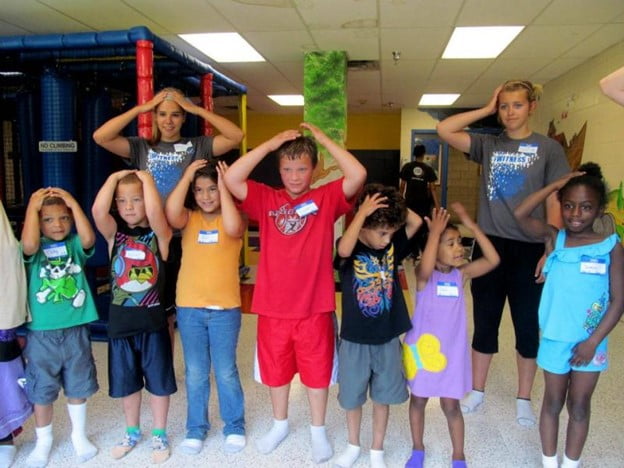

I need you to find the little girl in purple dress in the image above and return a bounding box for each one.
[0,201,33,466]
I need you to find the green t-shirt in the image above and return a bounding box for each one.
[24,234,98,330]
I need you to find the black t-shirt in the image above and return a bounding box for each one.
[107,222,166,338]
[400,161,437,215]
[334,228,412,344]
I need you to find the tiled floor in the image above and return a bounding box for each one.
[8,260,624,467]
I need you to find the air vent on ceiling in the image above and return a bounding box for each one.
[347,60,379,71]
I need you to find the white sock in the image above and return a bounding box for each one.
[0,445,17,467]
[255,419,289,455]
[310,424,332,464]
[67,402,98,462]
[26,424,53,468]
[370,448,386,468]
[460,389,484,413]
[561,453,580,468]
[334,443,360,467]
[516,398,536,427]
[542,453,558,468]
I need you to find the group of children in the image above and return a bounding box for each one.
[0,77,621,468]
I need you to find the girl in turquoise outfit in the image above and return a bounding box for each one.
[514,163,624,468]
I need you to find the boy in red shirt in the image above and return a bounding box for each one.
[224,122,366,464]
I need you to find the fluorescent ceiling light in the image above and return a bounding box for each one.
[179,33,265,63]
[419,94,460,106]
[268,94,304,106]
[442,26,524,59]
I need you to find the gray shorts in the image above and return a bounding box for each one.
[337,337,408,410]
[24,325,99,405]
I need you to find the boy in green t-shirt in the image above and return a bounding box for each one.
[21,187,99,467]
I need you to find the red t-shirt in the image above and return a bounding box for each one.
[241,178,353,319]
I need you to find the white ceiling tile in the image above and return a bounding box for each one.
[562,24,624,59]
[427,59,493,92]
[501,24,603,59]
[533,0,624,24]
[208,0,306,32]
[457,0,551,26]
[379,0,463,28]
[311,28,379,60]
[294,0,377,30]
[244,30,316,62]
[380,27,453,60]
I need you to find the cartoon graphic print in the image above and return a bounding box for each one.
[488,150,539,201]
[270,203,308,235]
[352,245,394,318]
[37,256,86,308]
[583,292,607,335]
[402,333,447,380]
[146,145,192,198]
[112,232,161,307]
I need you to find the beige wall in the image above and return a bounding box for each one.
[533,41,624,188]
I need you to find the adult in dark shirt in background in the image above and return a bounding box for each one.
[399,144,439,258]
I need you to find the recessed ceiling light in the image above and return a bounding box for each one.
[419,94,460,106]
[268,95,304,106]
[179,33,265,63]
[442,26,524,59]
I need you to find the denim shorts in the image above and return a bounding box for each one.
[24,325,99,405]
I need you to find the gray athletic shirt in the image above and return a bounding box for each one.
[468,132,569,242]
[128,136,214,199]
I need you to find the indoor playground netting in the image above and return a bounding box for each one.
[0,26,247,340]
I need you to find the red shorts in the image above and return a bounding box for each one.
[255,312,337,388]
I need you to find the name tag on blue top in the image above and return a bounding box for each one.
[124,249,146,260]
[198,229,218,244]
[43,242,67,258]
[580,256,606,275]
[518,143,538,154]
[436,281,459,297]
[294,200,318,217]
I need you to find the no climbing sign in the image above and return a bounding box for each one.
[38,141,78,152]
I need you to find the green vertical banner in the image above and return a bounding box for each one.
[303,50,347,184]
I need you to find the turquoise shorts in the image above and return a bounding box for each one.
[537,337,608,374]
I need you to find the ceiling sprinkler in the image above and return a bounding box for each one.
[392,50,401,64]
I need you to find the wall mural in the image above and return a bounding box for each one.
[548,120,624,239]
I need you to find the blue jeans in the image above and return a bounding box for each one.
[177,307,245,439]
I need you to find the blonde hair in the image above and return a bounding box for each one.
[149,87,186,146]
[501,80,543,102]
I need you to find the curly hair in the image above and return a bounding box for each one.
[558,162,608,208]
[357,184,407,229]
[276,136,318,168]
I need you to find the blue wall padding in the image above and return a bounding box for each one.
[81,90,112,267]
[16,90,41,199]
[40,69,76,193]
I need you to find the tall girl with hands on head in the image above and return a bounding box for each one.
[514,163,624,468]
[165,159,246,456]
[403,203,499,468]
[436,80,570,425]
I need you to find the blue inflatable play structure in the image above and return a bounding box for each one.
[0,26,247,339]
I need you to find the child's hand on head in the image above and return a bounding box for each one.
[268,129,300,151]
[358,193,388,217]
[451,202,475,229]
[426,207,450,236]
[553,170,585,190]
[30,188,52,211]
[48,187,76,209]
[216,161,229,189]
[183,159,208,182]
[299,122,323,139]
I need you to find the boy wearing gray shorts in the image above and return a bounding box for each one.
[21,188,99,467]
[333,184,422,468]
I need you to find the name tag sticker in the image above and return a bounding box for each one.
[436,281,459,297]
[173,142,193,152]
[580,256,606,275]
[294,200,318,217]
[518,143,538,154]
[198,229,218,244]
[124,249,146,260]
[43,242,67,258]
